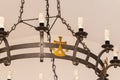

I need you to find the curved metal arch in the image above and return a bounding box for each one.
[0,53,102,74]
[2,37,11,66]
[95,48,113,68]
[106,64,120,70]
[0,42,104,65]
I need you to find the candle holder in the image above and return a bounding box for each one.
[97,77,108,80]
[35,23,49,62]
[72,28,88,66]
[35,23,49,32]
[0,28,8,38]
[110,56,120,68]
[102,41,113,53]
[75,28,88,38]
[0,28,11,66]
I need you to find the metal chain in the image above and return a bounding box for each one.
[48,33,58,80]
[60,17,75,36]
[52,58,58,80]
[57,0,61,17]
[45,0,50,28]
[8,0,25,35]
[80,41,92,67]
[56,0,75,36]
[46,0,58,78]
[18,0,25,22]
[80,42,91,52]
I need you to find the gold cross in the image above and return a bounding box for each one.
[52,36,68,57]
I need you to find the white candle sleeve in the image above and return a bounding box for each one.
[113,47,119,57]
[39,73,43,80]
[78,17,83,29]
[0,17,5,28]
[39,13,45,23]
[74,69,78,76]
[105,29,110,41]
[7,70,12,79]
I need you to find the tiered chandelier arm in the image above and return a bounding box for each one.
[0,42,104,74]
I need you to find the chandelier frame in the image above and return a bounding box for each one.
[0,0,120,80]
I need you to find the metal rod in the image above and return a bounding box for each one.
[22,21,36,28]
[22,18,38,21]
[40,30,44,62]
[22,16,57,22]
[72,38,80,65]
[49,17,58,31]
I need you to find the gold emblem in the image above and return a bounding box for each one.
[52,36,68,57]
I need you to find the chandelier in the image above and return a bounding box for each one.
[0,0,120,80]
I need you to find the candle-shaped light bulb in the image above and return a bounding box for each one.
[0,17,5,28]
[74,69,79,80]
[78,17,83,29]
[39,73,43,80]
[39,13,45,23]
[75,76,79,80]
[7,70,12,80]
[113,47,119,57]
[74,69,78,76]
[105,29,110,41]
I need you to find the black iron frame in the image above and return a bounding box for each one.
[0,0,120,80]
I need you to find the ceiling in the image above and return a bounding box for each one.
[0,0,120,45]
[0,0,120,80]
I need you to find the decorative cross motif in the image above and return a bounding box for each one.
[52,36,68,57]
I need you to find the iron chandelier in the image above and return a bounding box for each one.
[0,0,120,80]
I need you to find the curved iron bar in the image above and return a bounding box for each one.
[0,42,104,69]
[2,37,11,66]
[95,48,113,75]
[0,53,101,74]
[97,63,120,79]
[106,63,120,70]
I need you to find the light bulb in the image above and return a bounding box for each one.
[78,17,83,29]
[7,70,12,79]
[39,73,43,80]
[0,16,5,28]
[39,13,45,23]
[105,29,110,41]
[113,47,119,57]
[74,69,78,76]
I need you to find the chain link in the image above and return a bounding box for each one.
[80,42,91,52]
[45,0,50,28]
[18,0,25,22]
[45,0,58,79]
[57,0,61,16]
[56,0,75,36]
[60,17,75,36]
[80,41,91,67]
[52,58,58,80]
[8,0,25,35]
[48,34,58,80]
